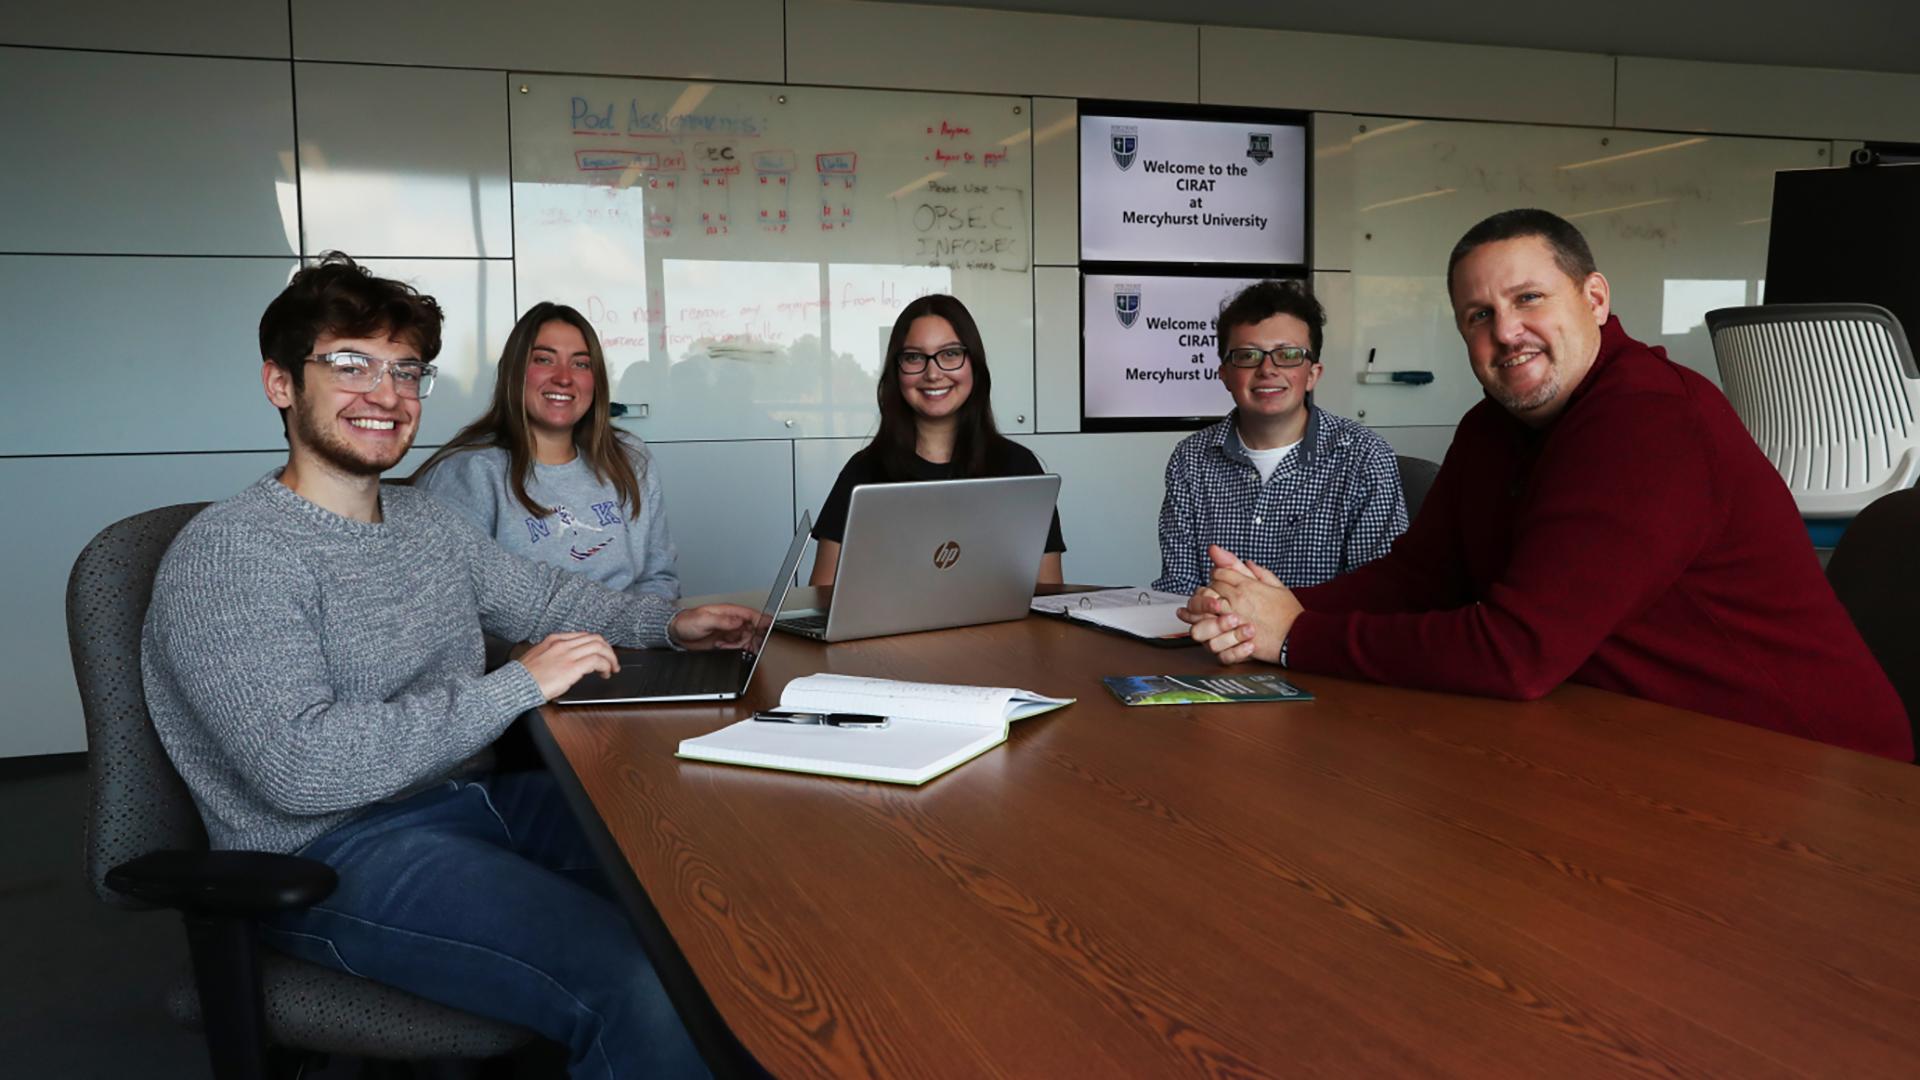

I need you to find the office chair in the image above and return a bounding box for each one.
[1705,303,1920,518]
[68,503,541,1079]
[1824,487,1920,760]
[1395,455,1440,522]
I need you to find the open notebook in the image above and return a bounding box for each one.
[677,675,1073,784]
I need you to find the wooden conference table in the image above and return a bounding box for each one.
[531,589,1920,1078]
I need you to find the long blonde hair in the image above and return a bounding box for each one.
[410,302,642,518]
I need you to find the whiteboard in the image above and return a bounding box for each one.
[1331,117,1827,427]
[511,76,1034,442]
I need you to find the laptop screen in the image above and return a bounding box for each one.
[741,511,813,664]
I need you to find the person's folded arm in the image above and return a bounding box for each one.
[146,536,543,817]
[1289,395,1713,698]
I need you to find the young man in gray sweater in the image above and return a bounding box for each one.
[142,255,755,1078]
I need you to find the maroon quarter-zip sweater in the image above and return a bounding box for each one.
[1290,316,1911,761]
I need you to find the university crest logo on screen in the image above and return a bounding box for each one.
[1114,284,1142,329]
[1110,125,1138,171]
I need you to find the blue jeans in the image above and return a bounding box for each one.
[264,773,708,1079]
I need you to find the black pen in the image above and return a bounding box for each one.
[752,709,889,728]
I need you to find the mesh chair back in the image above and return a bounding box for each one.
[1395,455,1441,522]
[1706,303,1920,518]
[67,503,211,908]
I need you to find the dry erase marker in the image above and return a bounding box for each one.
[752,709,889,728]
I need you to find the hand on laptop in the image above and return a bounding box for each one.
[670,604,767,651]
[521,631,620,700]
[1180,546,1300,665]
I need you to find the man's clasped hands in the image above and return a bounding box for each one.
[1177,545,1303,667]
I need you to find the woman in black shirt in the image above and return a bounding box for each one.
[809,294,1066,585]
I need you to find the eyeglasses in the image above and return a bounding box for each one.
[897,346,969,374]
[307,352,438,399]
[1222,346,1315,369]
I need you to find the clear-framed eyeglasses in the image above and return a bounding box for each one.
[1222,345,1315,369]
[307,352,438,399]
[897,346,969,375]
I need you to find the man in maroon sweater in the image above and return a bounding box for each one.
[1184,209,1912,761]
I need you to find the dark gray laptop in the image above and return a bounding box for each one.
[776,474,1060,643]
[557,512,811,704]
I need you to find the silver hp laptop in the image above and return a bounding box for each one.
[777,474,1061,642]
[558,512,811,704]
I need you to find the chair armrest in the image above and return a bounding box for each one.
[105,850,338,916]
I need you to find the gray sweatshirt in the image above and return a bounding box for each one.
[415,438,680,600]
[141,473,674,855]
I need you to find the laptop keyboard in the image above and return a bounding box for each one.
[625,649,749,697]
[776,612,829,637]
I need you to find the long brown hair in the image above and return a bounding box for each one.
[410,302,642,519]
[865,294,1014,479]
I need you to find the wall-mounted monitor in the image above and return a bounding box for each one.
[1765,163,1920,341]
[1082,272,1274,432]
[1079,105,1308,266]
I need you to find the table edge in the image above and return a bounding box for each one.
[525,708,771,1080]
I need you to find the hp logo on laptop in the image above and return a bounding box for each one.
[933,540,962,569]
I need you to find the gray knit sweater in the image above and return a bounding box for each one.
[142,473,675,855]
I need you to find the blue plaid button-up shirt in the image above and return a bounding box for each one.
[1153,407,1407,594]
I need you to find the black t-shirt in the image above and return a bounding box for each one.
[812,444,1067,553]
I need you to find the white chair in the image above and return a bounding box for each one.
[1706,303,1920,519]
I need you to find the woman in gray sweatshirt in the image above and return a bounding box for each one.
[413,303,679,599]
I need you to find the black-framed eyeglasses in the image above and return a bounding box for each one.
[897,346,969,374]
[307,352,438,399]
[1222,345,1315,369]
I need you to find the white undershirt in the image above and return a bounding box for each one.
[1242,438,1300,484]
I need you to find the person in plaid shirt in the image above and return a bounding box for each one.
[1153,280,1407,596]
